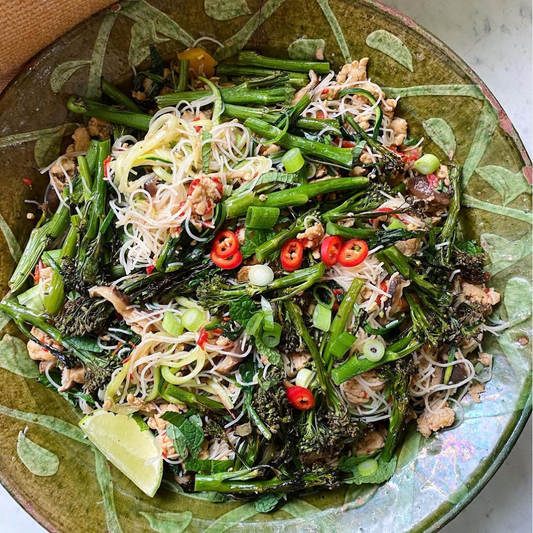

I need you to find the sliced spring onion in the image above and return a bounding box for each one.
[386,218,406,231]
[245,206,280,229]
[329,332,356,359]
[260,297,275,332]
[162,312,184,337]
[312,284,335,309]
[41,249,62,267]
[281,147,305,173]
[181,308,204,332]
[357,458,379,477]
[444,346,456,383]
[362,339,386,362]
[262,322,282,347]
[413,154,440,175]
[16,284,45,313]
[245,312,264,336]
[313,303,332,332]
[248,264,274,286]
[295,368,315,388]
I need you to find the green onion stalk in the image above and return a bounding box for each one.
[67,96,151,131]
[237,51,330,75]
[101,79,143,112]
[155,85,294,107]
[216,63,310,85]
[325,222,377,240]
[331,331,423,385]
[177,59,190,92]
[160,382,225,413]
[224,176,368,218]
[244,118,356,168]
[42,215,80,315]
[323,277,364,368]
[9,191,71,294]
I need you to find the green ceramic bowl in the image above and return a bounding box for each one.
[0,1,531,532]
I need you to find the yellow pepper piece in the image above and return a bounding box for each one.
[177,47,217,78]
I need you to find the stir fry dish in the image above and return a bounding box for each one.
[1,45,501,501]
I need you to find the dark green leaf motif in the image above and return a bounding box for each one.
[129,20,169,66]
[50,60,91,93]
[481,233,532,275]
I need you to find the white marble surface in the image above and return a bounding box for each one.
[0,0,531,532]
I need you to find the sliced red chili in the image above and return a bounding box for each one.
[197,328,208,348]
[341,140,355,148]
[211,249,243,270]
[376,280,389,306]
[280,239,304,272]
[146,264,155,275]
[22,177,33,188]
[212,177,223,198]
[286,386,315,410]
[103,155,112,178]
[188,178,201,195]
[338,239,369,267]
[212,230,239,259]
[320,236,343,266]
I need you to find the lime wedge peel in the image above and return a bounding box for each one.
[80,410,163,497]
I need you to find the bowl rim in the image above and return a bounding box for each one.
[0,1,530,532]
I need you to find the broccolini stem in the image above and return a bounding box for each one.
[225,176,368,218]
[238,51,330,75]
[244,118,356,168]
[77,155,93,202]
[194,472,327,494]
[155,85,294,107]
[222,104,340,134]
[177,59,189,92]
[331,332,422,385]
[323,277,364,368]
[9,192,70,294]
[101,78,142,112]
[437,166,461,265]
[325,222,376,240]
[244,394,272,440]
[216,63,309,84]
[67,96,151,131]
[0,299,106,367]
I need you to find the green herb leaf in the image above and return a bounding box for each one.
[184,458,234,473]
[229,295,259,326]
[17,431,59,477]
[455,240,483,255]
[0,333,39,378]
[340,454,397,485]
[240,228,276,258]
[202,130,213,173]
[254,492,286,513]
[254,337,283,368]
[162,411,204,459]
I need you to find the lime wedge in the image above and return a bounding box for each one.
[80,410,163,497]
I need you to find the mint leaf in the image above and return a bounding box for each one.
[455,240,483,255]
[340,455,397,485]
[184,458,234,473]
[229,296,258,327]
[254,338,283,368]
[254,492,286,513]
[162,412,204,459]
[240,228,276,259]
